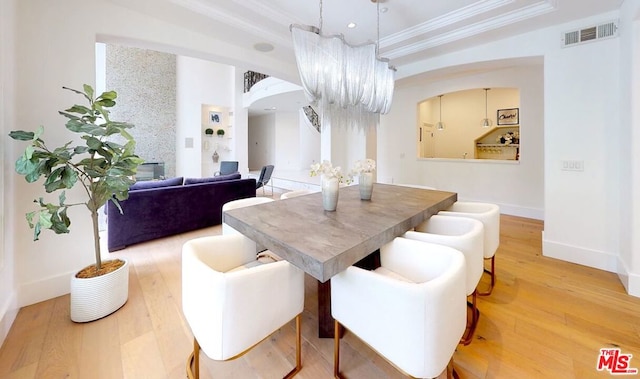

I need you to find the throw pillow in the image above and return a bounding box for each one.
[184,172,241,185]
[130,176,184,190]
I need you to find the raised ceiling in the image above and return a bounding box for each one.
[108,0,622,113]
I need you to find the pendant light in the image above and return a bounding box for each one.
[481,88,492,128]
[436,95,445,131]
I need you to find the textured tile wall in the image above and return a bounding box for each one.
[106,45,177,178]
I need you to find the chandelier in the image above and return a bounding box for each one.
[290,0,395,130]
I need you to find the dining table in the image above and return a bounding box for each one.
[223,183,457,337]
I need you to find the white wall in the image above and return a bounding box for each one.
[176,56,234,178]
[4,3,639,354]
[274,113,300,170]
[0,0,18,345]
[618,0,640,295]
[380,63,544,219]
[9,0,262,311]
[381,9,640,297]
[299,110,321,169]
[248,114,276,170]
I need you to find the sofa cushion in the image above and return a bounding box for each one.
[184,173,241,185]
[130,176,184,190]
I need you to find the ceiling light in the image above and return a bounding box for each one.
[481,88,492,128]
[347,22,357,29]
[253,42,274,52]
[290,0,395,131]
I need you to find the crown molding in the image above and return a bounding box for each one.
[381,0,515,48]
[383,0,557,59]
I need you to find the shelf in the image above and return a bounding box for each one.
[477,144,519,147]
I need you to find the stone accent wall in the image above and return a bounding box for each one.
[106,45,177,177]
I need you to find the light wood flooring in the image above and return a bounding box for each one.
[1,214,639,378]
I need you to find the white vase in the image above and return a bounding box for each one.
[70,258,129,323]
[322,176,339,211]
[359,172,374,200]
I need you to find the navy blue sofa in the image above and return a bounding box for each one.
[107,174,256,251]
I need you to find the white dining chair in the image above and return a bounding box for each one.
[280,189,314,199]
[404,215,484,345]
[182,234,304,379]
[439,201,500,295]
[331,237,467,379]
[222,197,274,254]
[221,197,274,235]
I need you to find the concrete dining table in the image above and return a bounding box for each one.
[223,183,457,337]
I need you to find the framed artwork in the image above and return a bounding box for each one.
[497,108,519,125]
[209,111,222,124]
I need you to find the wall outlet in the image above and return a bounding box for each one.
[561,160,584,171]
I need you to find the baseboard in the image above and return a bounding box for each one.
[542,234,618,273]
[616,256,640,298]
[0,290,18,347]
[18,270,74,308]
[458,198,544,220]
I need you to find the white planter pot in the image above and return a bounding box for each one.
[70,259,129,323]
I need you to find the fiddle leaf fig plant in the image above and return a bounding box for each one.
[9,85,144,273]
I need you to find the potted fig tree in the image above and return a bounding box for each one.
[9,85,143,322]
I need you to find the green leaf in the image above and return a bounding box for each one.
[63,86,91,103]
[98,90,117,101]
[96,99,116,108]
[83,84,94,100]
[65,105,92,115]
[8,130,35,141]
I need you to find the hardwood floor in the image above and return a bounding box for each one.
[1,214,639,378]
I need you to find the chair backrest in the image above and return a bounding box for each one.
[404,215,484,296]
[218,161,239,176]
[222,197,274,236]
[256,165,274,189]
[438,202,500,258]
[280,189,314,200]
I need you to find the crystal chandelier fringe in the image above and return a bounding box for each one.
[290,18,395,131]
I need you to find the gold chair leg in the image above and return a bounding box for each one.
[447,357,460,379]
[283,314,302,379]
[478,256,495,296]
[461,290,480,346]
[186,338,200,379]
[334,320,344,379]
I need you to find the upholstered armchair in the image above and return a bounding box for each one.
[182,234,304,378]
[439,202,500,295]
[404,214,484,345]
[331,237,467,379]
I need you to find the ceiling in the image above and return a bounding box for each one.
[109,0,623,114]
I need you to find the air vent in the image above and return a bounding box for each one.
[562,20,618,48]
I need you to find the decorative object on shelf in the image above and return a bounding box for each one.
[351,158,376,200]
[310,160,350,211]
[496,130,520,145]
[290,0,395,131]
[212,150,219,163]
[481,88,492,128]
[216,129,225,138]
[497,108,519,125]
[204,128,214,136]
[8,85,143,322]
[436,95,445,131]
[209,111,222,124]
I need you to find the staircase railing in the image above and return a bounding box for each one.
[243,71,269,93]
[303,105,320,133]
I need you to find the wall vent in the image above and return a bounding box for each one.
[562,20,618,48]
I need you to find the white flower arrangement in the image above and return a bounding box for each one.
[496,130,520,145]
[310,160,350,183]
[351,159,376,175]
